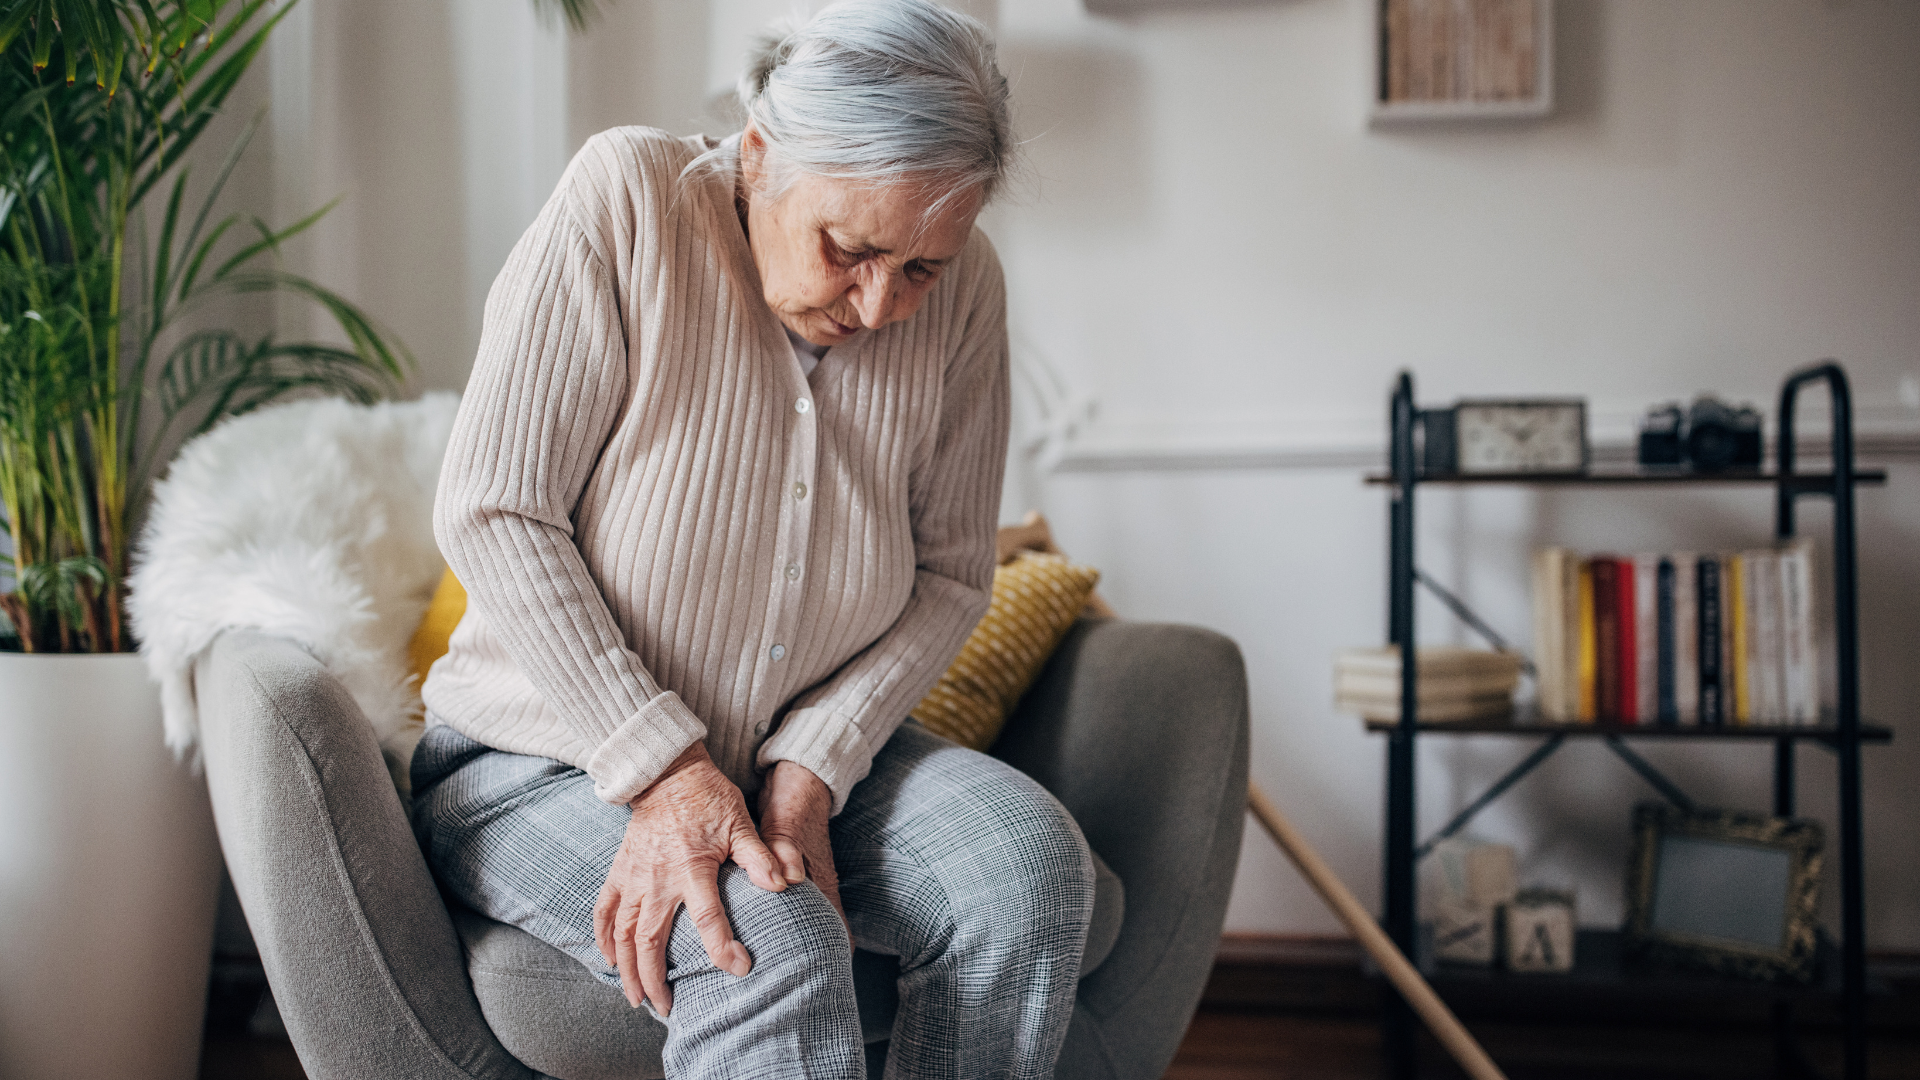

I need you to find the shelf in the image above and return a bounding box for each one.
[1364,466,1888,487]
[1374,365,1881,1079]
[1414,930,1885,1003]
[1361,712,1892,742]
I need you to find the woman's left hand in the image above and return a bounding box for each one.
[757,760,850,944]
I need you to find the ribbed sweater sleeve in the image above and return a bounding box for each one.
[756,244,1011,813]
[433,174,706,807]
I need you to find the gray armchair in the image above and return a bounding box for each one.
[195,617,1247,1079]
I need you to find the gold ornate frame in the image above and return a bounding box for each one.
[1623,802,1824,984]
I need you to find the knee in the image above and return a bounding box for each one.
[662,867,863,1072]
[954,771,1096,931]
[717,865,852,987]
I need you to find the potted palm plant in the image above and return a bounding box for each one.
[0,3,409,1076]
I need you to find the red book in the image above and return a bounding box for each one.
[1591,558,1620,721]
[1616,557,1638,724]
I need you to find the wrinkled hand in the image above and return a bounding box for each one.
[758,760,849,944]
[594,742,785,1015]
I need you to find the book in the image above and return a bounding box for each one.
[1655,557,1676,724]
[1334,646,1522,723]
[1634,554,1660,725]
[1721,554,1738,723]
[1531,543,1821,731]
[1577,559,1597,722]
[1729,554,1749,725]
[1337,693,1518,723]
[1531,548,1571,721]
[1336,646,1525,680]
[1560,551,1583,721]
[1671,552,1698,725]
[1336,671,1519,700]
[1779,539,1817,724]
[1698,556,1723,726]
[1615,556,1638,724]
[1592,558,1620,721]
[1766,549,1792,722]
[1749,550,1783,724]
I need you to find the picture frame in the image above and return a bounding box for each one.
[1623,802,1824,984]
[1370,0,1556,126]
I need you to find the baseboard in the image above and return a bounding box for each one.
[1203,933,1920,1030]
[1203,934,1380,1015]
[1212,932,1920,970]
[1214,932,1364,967]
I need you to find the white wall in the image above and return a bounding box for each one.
[266,0,568,392]
[265,0,1920,949]
[981,0,1920,949]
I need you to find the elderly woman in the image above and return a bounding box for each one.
[410,2,1092,1077]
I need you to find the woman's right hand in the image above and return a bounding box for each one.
[594,742,785,1016]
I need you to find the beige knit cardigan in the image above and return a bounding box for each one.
[423,128,1009,812]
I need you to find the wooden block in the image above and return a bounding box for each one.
[1433,839,1517,908]
[1505,889,1577,973]
[1433,899,1499,966]
[1465,844,1517,908]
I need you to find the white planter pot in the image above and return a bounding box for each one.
[0,653,222,1080]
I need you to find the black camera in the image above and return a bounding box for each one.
[1637,396,1763,472]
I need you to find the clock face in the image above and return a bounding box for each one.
[1456,401,1587,473]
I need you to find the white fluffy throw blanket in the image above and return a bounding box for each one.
[130,393,459,775]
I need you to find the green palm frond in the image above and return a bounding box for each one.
[2,0,599,651]
[0,0,408,652]
[20,554,105,637]
[531,0,602,32]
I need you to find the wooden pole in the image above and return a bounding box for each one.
[1246,782,1508,1080]
[989,518,1500,1075]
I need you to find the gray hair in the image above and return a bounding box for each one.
[687,0,1014,215]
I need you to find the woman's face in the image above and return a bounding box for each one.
[740,128,982,348]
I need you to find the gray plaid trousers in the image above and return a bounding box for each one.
[413,721,1094,1079]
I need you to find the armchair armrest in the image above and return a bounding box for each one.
[195,630,533,1079]
[991,619,1249,1079]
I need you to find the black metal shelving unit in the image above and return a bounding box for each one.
[1372,362,1889,1080]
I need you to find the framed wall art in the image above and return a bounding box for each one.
[1372,0,1555,125]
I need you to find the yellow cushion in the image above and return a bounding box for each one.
[403,553,1103,755]
[407,567,468,689]
[910,551,1101,752]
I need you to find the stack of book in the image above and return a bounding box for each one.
[1335,646,1523,723]
[1531,541,1819,726]
[1382,0,1540,104]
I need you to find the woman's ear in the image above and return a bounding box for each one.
[740,124,767,197]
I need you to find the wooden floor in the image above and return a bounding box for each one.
[200,948,1920,1080]
[200,1006,1920,1080]
[199,1037,303,1080]
[1163,1009,1920,1079]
